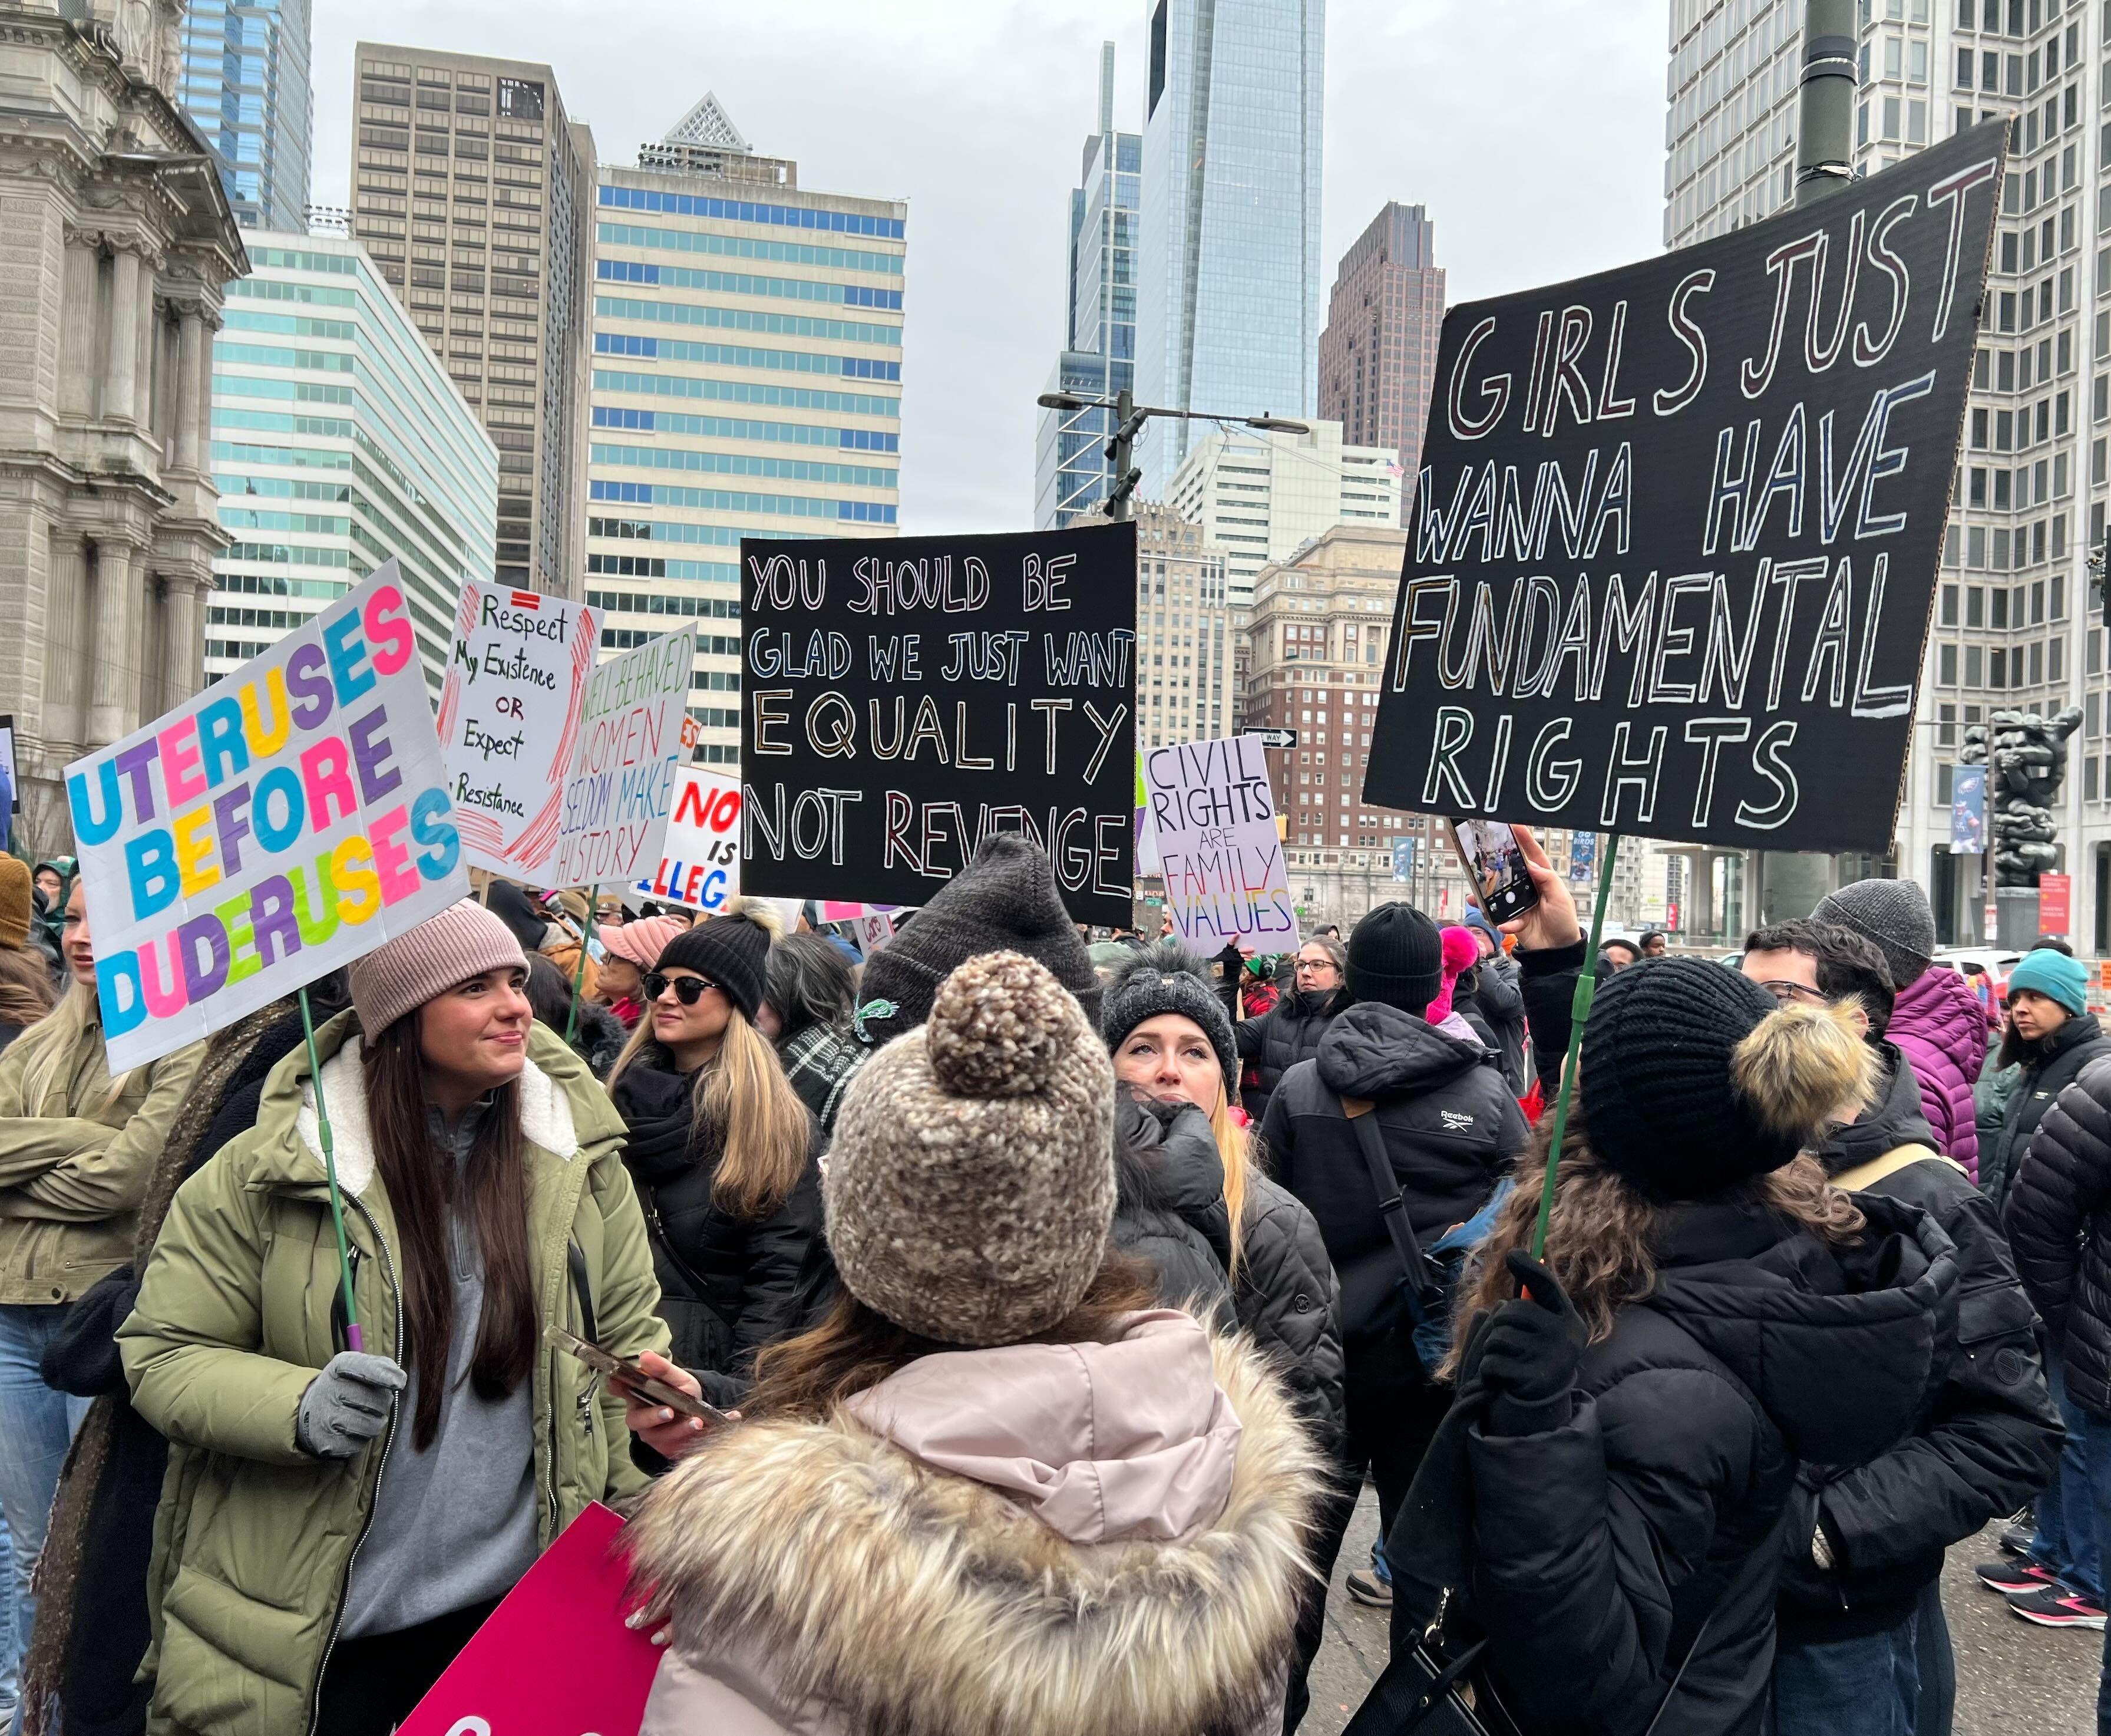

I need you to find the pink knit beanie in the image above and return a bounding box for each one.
[1425,926,1482,1024]
[598,915,687,971]
[349,900,528,1037]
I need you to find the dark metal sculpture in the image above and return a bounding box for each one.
[1958,705,2083,886]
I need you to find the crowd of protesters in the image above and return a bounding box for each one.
[0,832,2106,1734]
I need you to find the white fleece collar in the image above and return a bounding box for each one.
[296,1034,578,1196]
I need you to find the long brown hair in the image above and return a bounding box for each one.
[744,1256,1159,1423]
[607,1003,811,1219]
[0,945,54,1032]
[1445,1112,1866,1376]
[363,1016,537,1450]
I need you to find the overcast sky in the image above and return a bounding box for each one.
[312,1,1670,535]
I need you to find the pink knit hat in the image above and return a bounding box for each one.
[597,915,687,971]
[1425,926,1482,1024]
[348,900,528,1037]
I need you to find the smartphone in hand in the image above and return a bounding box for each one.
[550,1326,734,1425]
[1449,817,1541,925]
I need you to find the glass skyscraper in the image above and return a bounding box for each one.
[1035,43,1141,528]
[1135,0,1325,493]
[180,0,313,233]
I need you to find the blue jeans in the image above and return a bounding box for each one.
[0,1513,14,1715]
[2032,1345,2103,1602]
[1770,1612,1920,1736]
[0,1305,92,1717]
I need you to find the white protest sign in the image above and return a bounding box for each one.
[634,767,742,913]
[1143,736,1295,947]
[434,582,598,884]
[65,562,470,1070]
[553,625,695,890]
[853,909,895,955]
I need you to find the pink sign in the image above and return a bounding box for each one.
[2041,872,2072,937]
[398,1502,660,1736]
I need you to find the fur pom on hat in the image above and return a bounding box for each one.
[1581,958,1874,1202]
[827,952,1116,1346]
[1426,926,1481,1025]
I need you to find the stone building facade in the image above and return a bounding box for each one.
[0,0,247,853]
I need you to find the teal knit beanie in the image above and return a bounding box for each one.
[2007,948,2089,1018]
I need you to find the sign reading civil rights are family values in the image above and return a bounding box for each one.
[739,524,1138,926]
[1368,122,2004,854]
[1145,735,1294,945]
[434,582,599,884]
[551,623,695,889]
[67,563,469,1071]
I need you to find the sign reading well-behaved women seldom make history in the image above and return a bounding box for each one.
[738,523,1138,926]
[434,580,599,884]
[550,622,696,890]
[1367,121,2005,854]
[66,562,471,1071]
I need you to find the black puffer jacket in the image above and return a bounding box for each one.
[1455,954,1527,1095]
[1983,1011,2111,1210]
[1111,1093,1346,1458]
[1444,1195,1955,1736]
[2007,1052,2111,1418]
[1779,1043,2060,1640]
[1234,986,1351,1120]
[610,1047,829,1382]
[1263,1003,1528,1364]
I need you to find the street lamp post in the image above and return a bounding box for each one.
[1036,390,1310,521]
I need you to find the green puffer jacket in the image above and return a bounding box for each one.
[117,1012,669,1736]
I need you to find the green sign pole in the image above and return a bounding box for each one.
[298,986,362,1352]
[1530,832,1622,1261]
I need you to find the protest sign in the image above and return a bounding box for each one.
[739,524,1138,926]
[65,562,468,1071]
[1144,736,1295,945]
[1368,123,2003,854]
[553,623,695,890]
[635,767,742,912]
[2041,870,2072,936]
[0,714,15,852]
[398,1502,660,1736]
[854,907,896,955]
[434,582,599,883]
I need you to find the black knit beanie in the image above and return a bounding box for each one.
[1099,945,1240,1096]
[1580,958,1870,1202]
[856,835,1100,1045]
[1346,902,1443,1014]
[657,910,773,1021]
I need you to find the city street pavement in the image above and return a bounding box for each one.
[1304,1500,2097,1735]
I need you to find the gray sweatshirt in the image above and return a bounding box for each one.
[339,1100,538,1639]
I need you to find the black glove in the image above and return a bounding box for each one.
[1479,1249,1587,1437]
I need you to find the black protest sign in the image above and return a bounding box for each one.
[1367,123,2004,854]
[739,523,1138,925]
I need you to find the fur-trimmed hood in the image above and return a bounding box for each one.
[625,1310,1325,1736]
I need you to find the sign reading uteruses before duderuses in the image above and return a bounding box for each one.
[739,523,1138,926]
[65,562,470,1070]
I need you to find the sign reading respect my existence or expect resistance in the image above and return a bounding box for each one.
[434,582,599,884]
[66,563,469,1070]
[739,523,1138,926]
[551,623,695,890]
[1368,122,2004,854]
[1145,735,1294,945]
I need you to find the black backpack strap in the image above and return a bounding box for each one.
[1343,1094,1435,1293]
[566,1238,597,1346]
[1342,1634,1494,1736]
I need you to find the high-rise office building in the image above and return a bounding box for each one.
[1036,43,1141,529]
[1132,503,1231,747]
[1165,419,1400,603]
[1135,0,1324,492]
[1664,0,2093,945]
[0,0,247,851]
[1317,203,1445,477]
[589,97,906,770]
[180,0,313,232]
[206,232,499,694]
[349,46,594,597]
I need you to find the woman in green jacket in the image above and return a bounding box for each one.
[118,901,669,1736]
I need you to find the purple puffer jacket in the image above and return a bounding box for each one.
[1889,965,1990,1181]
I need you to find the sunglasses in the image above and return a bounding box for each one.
[643,972,721,1006]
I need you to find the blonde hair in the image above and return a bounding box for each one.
[609,1000,811,1220]
[1202,1072,1250,1278]
[18,983,134,1119]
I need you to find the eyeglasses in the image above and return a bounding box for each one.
[1295,958,1336,973]
[1756,979,1828,1007]
[643,972,720,1006]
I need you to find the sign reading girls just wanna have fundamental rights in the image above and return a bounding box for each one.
[66,563,471,1070]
